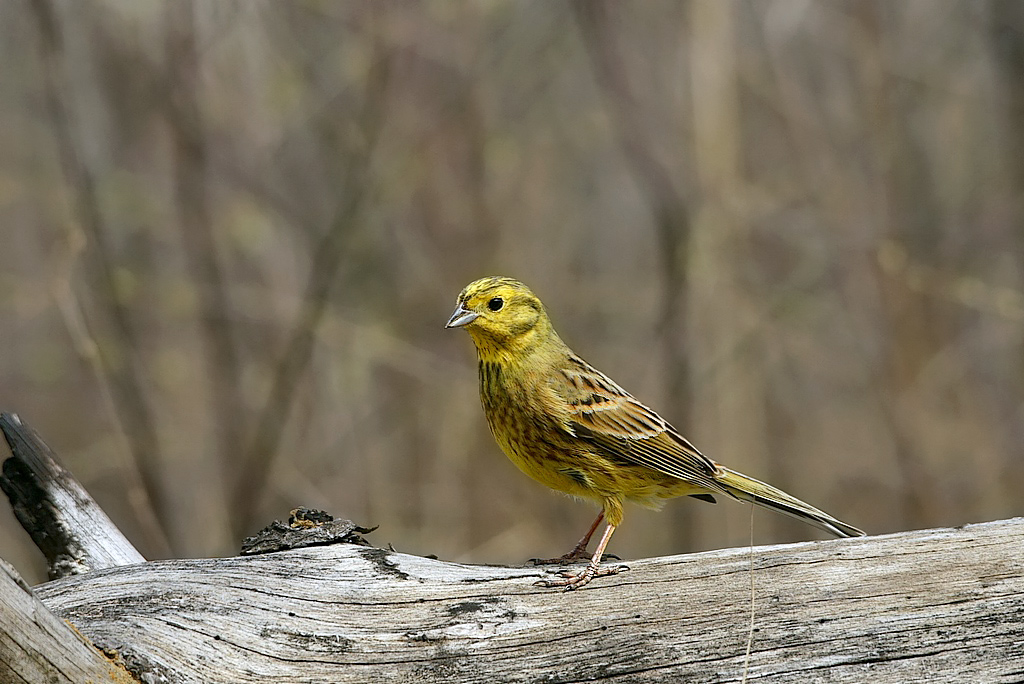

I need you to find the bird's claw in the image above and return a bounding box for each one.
[534,563,629,591]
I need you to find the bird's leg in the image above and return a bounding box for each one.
[530,511,605,565]
[535,523,627,591]
[563,510,604,560]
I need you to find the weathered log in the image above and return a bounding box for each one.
[0,413,144,578]
[0,559,136,683]
[3,413,1023,682]
[25,518,1024,684]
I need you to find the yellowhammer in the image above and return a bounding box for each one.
[447,276,864,590]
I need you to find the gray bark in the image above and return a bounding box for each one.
[0,559,136,683]
[27,518,1024,684]
[3,412,1023,683]
[0,413,145,579]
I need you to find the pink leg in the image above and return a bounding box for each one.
[535,523,627,591]
[530,511,606,565]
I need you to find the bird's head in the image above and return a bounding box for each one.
[446,276,553,360]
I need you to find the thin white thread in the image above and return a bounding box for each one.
[740,504,755,683]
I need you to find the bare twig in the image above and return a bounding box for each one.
[231,9,397,537]
[28,0,171,554]
[164,1,247,503]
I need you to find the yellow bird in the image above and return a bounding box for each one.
[446,276,864,590]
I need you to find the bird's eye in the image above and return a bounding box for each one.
[487,297,504,312]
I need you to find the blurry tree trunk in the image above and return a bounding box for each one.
[686,0,774,543]
[989,0,1024,506]
[28,0,172,556]
[572,0,699,550]
[991,2,1024,201]
[856,2,946,530]
[165,0,247,533]
[232,10,395,538]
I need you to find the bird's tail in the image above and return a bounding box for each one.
[715,467,865,538]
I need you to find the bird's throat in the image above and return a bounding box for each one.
[468,326,547,365]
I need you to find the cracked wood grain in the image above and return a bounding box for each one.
[26,518,1024,684]
[0,560,136,683]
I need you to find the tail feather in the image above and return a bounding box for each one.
[715,467,865,538]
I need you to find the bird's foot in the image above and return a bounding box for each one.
[529,547,619,566]
[534,562,628,591]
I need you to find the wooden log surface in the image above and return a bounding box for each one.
[3,413,1023,682]
[29,517,1024,684]
[0,559,136,683]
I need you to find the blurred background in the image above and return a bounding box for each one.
[2,0,1023,585]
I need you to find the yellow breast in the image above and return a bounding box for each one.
[477,359,598,498]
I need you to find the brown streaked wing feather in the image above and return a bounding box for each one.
[552,355,719,487]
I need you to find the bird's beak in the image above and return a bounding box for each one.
[445,303,479,329]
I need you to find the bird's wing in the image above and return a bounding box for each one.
[551,355,720,487]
